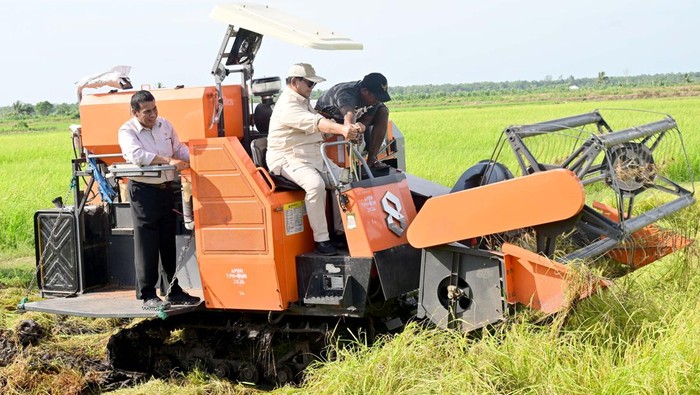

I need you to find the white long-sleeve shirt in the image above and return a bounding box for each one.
[118,116,189,184]
[266,88,326,173]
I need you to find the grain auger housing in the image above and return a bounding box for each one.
[409,110,695,330]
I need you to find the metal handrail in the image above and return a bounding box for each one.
[320,140,373,187]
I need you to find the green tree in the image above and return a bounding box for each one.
[683,73,693,84]
[597,71,609,85]
[55,103,79,117]
[11,101,34,116]
[35,101,55,116]
[11,100,23,115]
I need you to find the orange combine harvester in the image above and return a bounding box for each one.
[22,2,695,385]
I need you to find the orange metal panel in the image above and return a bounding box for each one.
[503,243,606,314]
[323,135,348,167]
[342,177,417,257]
[502,243,569,314]
[592,201,692,269]
[199,255,283,310]
[190,136,315,311]
[196,174,256,198]
[200,228,267,252]
[407,169,586,249]
[79,85,244,164]
[191,137,278,309]
[194,145,237,171]
[220,85,245,139]
[198,200,263,225]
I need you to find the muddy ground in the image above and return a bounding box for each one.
[0,317,146,394]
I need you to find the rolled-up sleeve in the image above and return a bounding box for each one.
[118,122,156,166]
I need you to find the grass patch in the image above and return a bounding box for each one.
[2,98,699,256]
[392,97,700,187]
[0,130,74,257]
[107,369,257,395]
[292,247,700,394]
[0,116,76,135]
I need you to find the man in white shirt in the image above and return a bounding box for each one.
[266,64,363,255]
[118,90,200,310]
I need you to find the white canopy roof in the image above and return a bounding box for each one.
[210,3,363,50]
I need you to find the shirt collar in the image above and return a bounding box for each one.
[131,117,161,132]
[286,88,309,104]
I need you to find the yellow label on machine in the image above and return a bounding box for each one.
[284,201,305,235]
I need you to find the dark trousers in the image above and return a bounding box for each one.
[358,104,389,163]
[128,180,182,300]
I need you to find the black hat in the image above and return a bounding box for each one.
[360,72,391,102]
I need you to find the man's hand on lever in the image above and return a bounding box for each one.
[168,158,189,171]
[341,124,358,141]
[346,122,364,142]
[152,154,189,170]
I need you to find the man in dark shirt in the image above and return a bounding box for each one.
[315,73,391,169]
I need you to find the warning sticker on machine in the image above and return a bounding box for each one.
[284,201,305,235]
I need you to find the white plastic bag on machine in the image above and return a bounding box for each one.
[76,65,132,102]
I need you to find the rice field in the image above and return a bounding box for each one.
[0,117,76,258]
[0,97,699,394]
[2,98,700,258]
[391,97,700,187]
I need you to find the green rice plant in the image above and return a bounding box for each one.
[0,130,74,258]
[106,369,253,395]
[0,257,34,288]
[392,97,700,187]
[0,116,75,135]
[284,195,697,394]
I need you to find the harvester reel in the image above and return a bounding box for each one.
[494,110,695,266]
[605,142,656,194]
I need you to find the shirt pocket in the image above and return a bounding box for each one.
[162,137,174,157]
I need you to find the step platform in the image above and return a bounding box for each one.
[20,288,203,318]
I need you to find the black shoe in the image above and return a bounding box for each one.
[331,232,348,250]
[142,296,171,310]
[315,241,338,256]
[369,160,390,170]
[166,291,201,305]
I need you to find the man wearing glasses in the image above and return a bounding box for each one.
[315,72,391,170]
[118,90,201,310]
[266,63,364,256]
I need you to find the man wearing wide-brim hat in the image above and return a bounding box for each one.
[266,63,363,256]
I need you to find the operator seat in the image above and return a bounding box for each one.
[250,138,302,191]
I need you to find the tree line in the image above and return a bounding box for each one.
[2,71,698,118]
[370,71,700,101]
[0,101,79,118]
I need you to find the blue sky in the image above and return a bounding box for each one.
[1,0,698,106]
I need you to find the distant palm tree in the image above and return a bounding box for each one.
[597,71,609,85]
[11,100,23,115]
[683,73,693,84]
